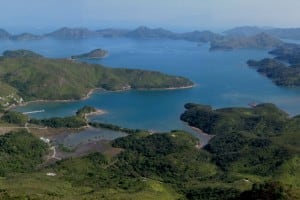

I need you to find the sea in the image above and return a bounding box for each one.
[4,37,300,144]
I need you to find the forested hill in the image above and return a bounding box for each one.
[180,102,300,199]
[0,103,298,199]
[0,50,193,107]
[247,44,300,87]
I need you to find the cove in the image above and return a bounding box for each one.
[10,37,300,132]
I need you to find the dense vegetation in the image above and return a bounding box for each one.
[181,103,288,136]
[30,106,95,128]
[71,48,108,59]
[1,110,28,126]
[75,105,97,117]
[2,49,43,58]
[269,43,300,65]
[246,43,300,87]
[0,126,297,199]
[0,130,48,176]
[247,58,300,86]
[180,102,300,199]
[0,101,299,198]
[30,116,86,128]
[0,50,193,106]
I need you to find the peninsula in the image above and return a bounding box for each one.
[210,33,283,50]
[0,50,193,108]
[71,49,108,59]
[247,44,300,87]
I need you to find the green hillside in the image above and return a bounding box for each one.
[0,50,193,106]
[0,103,299,199]
[181,103,300,199]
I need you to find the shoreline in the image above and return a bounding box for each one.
[7,88,103,110]
[135,84,196,91]
[184,124,214,148]
[8,84,195,110]
[84,109,107,121]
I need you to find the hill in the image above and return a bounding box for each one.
[10,33,43,41]
[180,103,300,198]
[247,58,300,86]
[0,102,298,199]
[0,29,11,39]
[0,50,193,107]
[226,26,300,40]
[224,26,267,37]
[269,43,300,65]
[45,27,98,39]
[71,49,108,59]
[247,43,300,87]
[125,26,177,39]
[179,30,222,43]
[96,28,130,37]
[2,49,43,58]
[210,33,283,50]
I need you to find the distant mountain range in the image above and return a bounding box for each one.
[225,26,300,40]
[0,26,222,42]
[1,25,300,49]
[210,33,283,50]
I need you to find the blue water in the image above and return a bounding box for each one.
[9,38,300,131]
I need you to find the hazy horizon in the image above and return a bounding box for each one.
[2,0,300,34]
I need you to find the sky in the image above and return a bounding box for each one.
[1,0,300,33]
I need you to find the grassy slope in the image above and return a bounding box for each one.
[0,173,180,200]
[0,50,193,103]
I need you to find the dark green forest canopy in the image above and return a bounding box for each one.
[0,103,299,199]
[181,103,289,136]
[247,44,300,87]
[180,103,299,198]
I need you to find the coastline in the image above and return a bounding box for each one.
[136,83,196,91]
[184,124,214,148]
[85,109,107,118]
[8,84,195,110]
[7,88,103,110]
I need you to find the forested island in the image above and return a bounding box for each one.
[71,49,108,59]
[210,33,283,50]
[247,44,300,87]
[0,103,298,199]
[0,50,193,108]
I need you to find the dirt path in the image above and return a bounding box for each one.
[49,146,61,160]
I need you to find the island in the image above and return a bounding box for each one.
[210,33,283,50]
[225,26,300,40]
[71,48,109,59]
[45,27,98,39]
[0,49,193,108]
[247,58,300,86]
[269,43,300,65]
[10,33,43,41]
[247,44,300,87]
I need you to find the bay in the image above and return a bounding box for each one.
[8,37,300,132]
